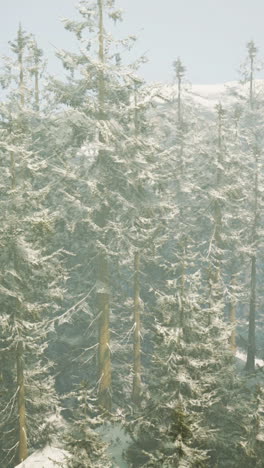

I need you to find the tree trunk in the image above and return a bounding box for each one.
[10,149,16,189]
[246,255,256,372]
[18,25,25,108]
[211,104,224,306]
[249,54,254,109]
[229,274,236,354]
[98,0,105,120]
[97,253,112,410]
[246,163,257,372]
[245,44,258,373]
[16,341,28,463]
[96,0,112,411]
[178,239,186,342]
[34,68,39,112]
[132,252,141,404]
[177,67,183,174]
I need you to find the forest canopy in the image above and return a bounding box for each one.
[0,2,264,468]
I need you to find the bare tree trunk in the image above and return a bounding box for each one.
[16,341,28,463]
[245,43,258,373]
[211,104,224,306]
[18,24,25,108]
[229,274,236,354]
[176,61,184,174]
[34,65,39,112]
[98,0,105,119]
[249,54,254,110]
[96,0,111,410]
[246,256,256,372]
[97,253,112,410]
[10,150,16,190]
[132,252,141,404]
[177,74,182,126]
[178,239,186,342]
[246,158,258,372]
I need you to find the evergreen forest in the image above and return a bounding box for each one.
[0,1,264,467]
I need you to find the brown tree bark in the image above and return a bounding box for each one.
[97,253,112,410]
[96,0,112,410]
[132,252,141,404]
[16,341,28,463]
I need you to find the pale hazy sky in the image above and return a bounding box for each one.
[1,0,264,84]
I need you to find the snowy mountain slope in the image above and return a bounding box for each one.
[190,82,239,109]
[152,79,264,111]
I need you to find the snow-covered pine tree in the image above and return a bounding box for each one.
[48,0,137,412]
[241,42,264,373]
[0,27,64,467]
[110,77,169,406]
[125,56,262,468]
[47,0,163,415]
[227,41,264,372]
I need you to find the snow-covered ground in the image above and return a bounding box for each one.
[190,81,238,109]
[15,446,71,468]
[236,349,264,368]
[97,422,132,468]
[15,424,131,468]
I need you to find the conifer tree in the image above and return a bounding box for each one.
[237,41,264,372]
[0,27,63,467]
[48,0,156,413]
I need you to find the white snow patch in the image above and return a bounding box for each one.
[15,445,71,468]
[190,82,238,109]
[97,422,131,468]
[153,79,264,111]
[236,349,264,368]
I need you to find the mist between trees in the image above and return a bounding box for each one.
[0,2,264,468]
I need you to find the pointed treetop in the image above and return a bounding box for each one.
[246,40,258,60]
[173,57,186,80]
[9,23,30,55]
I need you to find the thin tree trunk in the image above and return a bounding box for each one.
[177,69,183,174]
[249,54,254,109]
[212,104,224,305]
[178,239,186,342]
[98,0,105,120]
[16,341,28,463]
[10,149,16,189]
[246,255,256,372]
[245,45,258,373]
[96,0,111,410]
[246,158,258,372]
[131,85,142,404]
[97,250,111,410]
[132,252,141,404]
[97,253,111,410]
[177,74,182,126]
[34,68,39,112]
[33,40,40,112]
[18,25,25,108]
[229,274,236,354]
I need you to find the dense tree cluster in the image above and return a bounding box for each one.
[0,2,264,467]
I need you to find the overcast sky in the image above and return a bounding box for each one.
[1,0,264,84]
